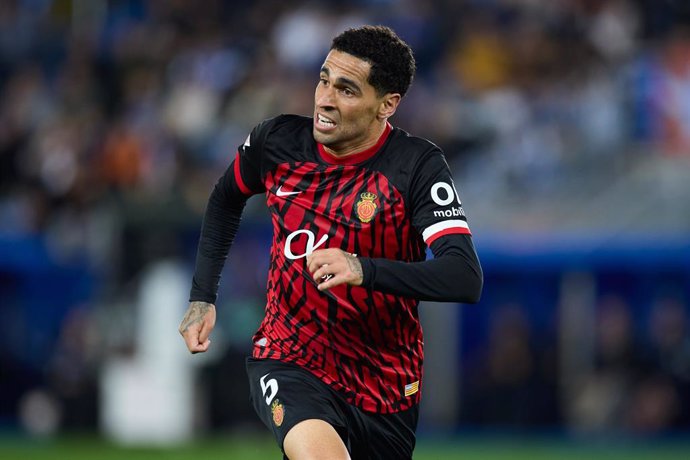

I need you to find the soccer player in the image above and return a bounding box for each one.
[179,25,482,460]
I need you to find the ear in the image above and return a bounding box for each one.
[377,93,401,120]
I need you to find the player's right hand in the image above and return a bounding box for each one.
[179,301,216,354]
[306,248,363,291]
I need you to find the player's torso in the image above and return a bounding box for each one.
[253,116,426,412]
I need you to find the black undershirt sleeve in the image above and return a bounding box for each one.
[358,234,483,303]
[189,163,249,304]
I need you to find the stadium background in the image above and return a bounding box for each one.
[1,0,690,458]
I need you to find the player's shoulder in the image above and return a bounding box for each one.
[259,114,312,138]
[386,126,447,177]
[389,126,443,160]
[372,126,449,196]
[248,114,311,154]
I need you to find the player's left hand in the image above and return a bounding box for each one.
[307,248,363,291]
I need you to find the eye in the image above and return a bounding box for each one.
[341,88,354,97]
[319,78,328,86]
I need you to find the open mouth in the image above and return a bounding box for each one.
[315,113,337,130]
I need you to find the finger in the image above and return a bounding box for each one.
[312,263,336,282]
[317,274,346,291]
[182,322,202,350]
[307,252,327,273]
[308,248,342,272]
[198,317,213,344]
[191,339,211,354]
[184,333,201,353]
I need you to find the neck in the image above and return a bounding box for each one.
[324,121,387,157]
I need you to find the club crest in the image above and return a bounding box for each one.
[271,399,284,427]
[355,192,378,223]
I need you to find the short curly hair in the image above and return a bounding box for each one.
[331,25,416,98]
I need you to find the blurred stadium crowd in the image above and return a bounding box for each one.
[1,0,690,440]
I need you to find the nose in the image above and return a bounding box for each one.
[315,82,335,110]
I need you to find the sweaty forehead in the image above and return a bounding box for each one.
[321,50,372,87]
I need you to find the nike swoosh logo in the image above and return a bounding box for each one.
[276,185,301,197]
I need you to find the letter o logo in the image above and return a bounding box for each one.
[431,182,455,206]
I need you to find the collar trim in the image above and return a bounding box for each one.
[317,122,392,165]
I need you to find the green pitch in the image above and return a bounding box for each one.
[1,435,688,459]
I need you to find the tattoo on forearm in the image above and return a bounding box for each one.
[179,301,212,333]
[346,254,363,280]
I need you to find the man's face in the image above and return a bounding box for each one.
[313,50,386,155]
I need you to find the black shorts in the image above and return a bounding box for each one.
[246,357,419,460]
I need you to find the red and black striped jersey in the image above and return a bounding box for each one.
[227,114,475,413]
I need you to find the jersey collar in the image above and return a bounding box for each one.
[317,122,392,165]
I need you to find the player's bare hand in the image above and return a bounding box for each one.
[307,248,363,291]
[179,301,216,354]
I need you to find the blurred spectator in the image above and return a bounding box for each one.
[625,374,679,433]
[631,27,690,155]
[644,296,690,427]
[571,295,643,432]
[463,303,559,427]
[571,293,690,434]
[46,306,101,430]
